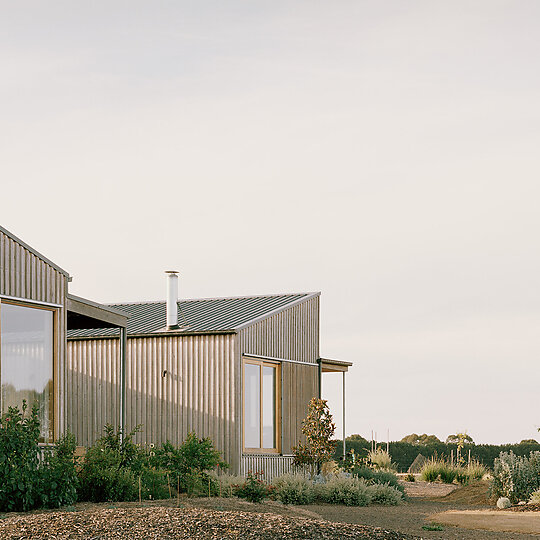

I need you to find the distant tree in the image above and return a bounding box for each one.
[400,433,441,445]
[446,433,474,445]
[400,433,420,444]
[346,434,369,444]
[520,439,539,444]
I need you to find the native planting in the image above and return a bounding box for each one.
[491,451,540,503]
[0,402,78,512]
[420,458,487,485]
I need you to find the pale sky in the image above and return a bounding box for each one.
[2,1,540,444]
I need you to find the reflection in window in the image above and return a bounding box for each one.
[244,361,278,451]
[0,303,54,442]
[262,366,275,448]
[244,363,260,448]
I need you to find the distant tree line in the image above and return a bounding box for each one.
[334,433,540,472]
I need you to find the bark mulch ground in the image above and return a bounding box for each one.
[0,505,417,540]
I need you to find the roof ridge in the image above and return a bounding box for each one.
[106,292,317,307]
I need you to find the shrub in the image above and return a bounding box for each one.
[529,490,540,504]
[207,472,245,498]
[497,497,511,509]
[491,451,540,503]
[439,463,457,484]
[368,449,395,471]
[466,460,488,482]
[0,403,80,511]
[39,432,79,508]
[139,467,170,500]
[420,459,458,484]
[420,459,441,482]
[404,473,416,482]
[78,424,165,502]
[235,471,269,503]
[0,403,42,511]
[152,433,228,493]
[273,474,315,505]
[368,482,404,506]
[315,475,372,506]
[352,466,405,495]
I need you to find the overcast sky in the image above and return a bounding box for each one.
[2,1,539,444]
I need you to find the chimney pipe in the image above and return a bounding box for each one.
[165,271,179,329]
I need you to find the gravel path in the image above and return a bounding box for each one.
[0,506,416,539]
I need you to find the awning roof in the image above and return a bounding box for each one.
[320,358,352,373]
[67,294,129,330]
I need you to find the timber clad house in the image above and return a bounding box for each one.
[0,225,351,479]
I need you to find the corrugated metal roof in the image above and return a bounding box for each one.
[68,292,315,338]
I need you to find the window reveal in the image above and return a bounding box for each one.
[243,359,279,452]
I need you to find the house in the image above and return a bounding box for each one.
[0,225,351,480]
[0,225,128,442]
[67,272,352,478]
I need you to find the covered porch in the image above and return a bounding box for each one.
[318,357,353,458]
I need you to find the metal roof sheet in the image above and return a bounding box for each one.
[67,292,316,338]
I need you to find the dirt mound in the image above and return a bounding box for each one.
[438,481,492,506]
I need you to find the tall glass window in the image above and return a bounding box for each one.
[0,302,54,442]
[243,360,279,452]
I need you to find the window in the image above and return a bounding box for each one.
[243,358,280,452]
[0,301,55,442]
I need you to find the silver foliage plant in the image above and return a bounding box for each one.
[491,451,540,503]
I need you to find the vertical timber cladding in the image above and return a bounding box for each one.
[66,338,121,447]
[0,228,68,439]
[239,295,320,454]
[67,332,239,472]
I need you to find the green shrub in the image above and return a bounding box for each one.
[207,472,244,498]
[0,403,79,511]
[404,473,416,482]
[439,463,457,484]
[0,403,42,511]
[39,432,79,508]
[235,471,269,503]
[351,466,375,482]
[152,433,227,494]
[78,424,165,502]
[273,474,315,505]
[368,482,404,506]
[351,466,405,495]
[491,451,540,503]
[454,467,469,485]
[139,467,170,500]
[315,475,371,506]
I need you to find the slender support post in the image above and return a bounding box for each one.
[120,326,127,441]
[342,371,346,458]
[317,358,322,398]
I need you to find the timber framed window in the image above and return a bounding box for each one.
[243,358,280,453]
[0,300,56,442]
